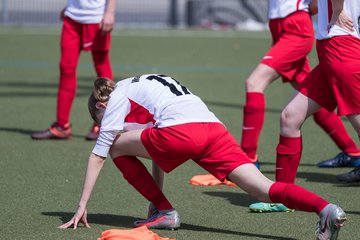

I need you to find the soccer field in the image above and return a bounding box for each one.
[0,27,359,240]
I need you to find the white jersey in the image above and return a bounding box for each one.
[92,74,221,157]
[64,0,107,24]
[317,0,360,39]
[268,0,310,19]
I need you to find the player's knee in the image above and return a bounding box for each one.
[60,61,77,74]
[245,69,275,92]
[280,107,301,130]
[109,147,123,159]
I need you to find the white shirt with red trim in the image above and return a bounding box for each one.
[317,0,360,40]
[268,0,310,19]
[64,0,107,24]
[92,74,221,157]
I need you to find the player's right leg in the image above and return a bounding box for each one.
[241,63,279,167]
[31,17,81,140]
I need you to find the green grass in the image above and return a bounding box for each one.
[0,26,359,240]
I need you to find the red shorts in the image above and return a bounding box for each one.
[262,11,314,83]
[62,17,111,52]
[298,36,360,116]
[141,122,252,181]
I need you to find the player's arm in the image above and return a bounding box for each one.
[309,0,318,15]
[59,6,66,21]
[58,153,106,229]
[330,0,353,32]
[100,0,116,33]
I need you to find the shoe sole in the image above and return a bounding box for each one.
[31,136,71,140]
[249,208,295,213]
[134,219,180,230]
[136,224,180,231]
[336,177,360,183]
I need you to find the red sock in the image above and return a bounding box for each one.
[56,46,80,127]
[92,50,113,80]
[240,92,265,160]
[269,182,329,214]
[313,108,359,154]
[113,156,173,210]
[276,135,302,183]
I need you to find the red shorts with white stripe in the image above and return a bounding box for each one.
[298,36,360,116]
[141,122,252,181]
[62,17,111,52]
[261,11,314,83]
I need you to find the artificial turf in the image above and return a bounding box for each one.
[0,27,359,240]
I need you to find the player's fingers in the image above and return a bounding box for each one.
[58,220,73,229]
[81,215,91,228]
[346,21,354,31]
[103,24,112,32]
[72,218,81,230]
[83,220,91,228]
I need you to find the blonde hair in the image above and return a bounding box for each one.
[88,78,115,123]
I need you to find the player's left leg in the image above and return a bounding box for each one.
[276,91,321,183]
[290,80,360,168]
[109,129,181,230]
[227,164,347,239]
[85,23,113,140]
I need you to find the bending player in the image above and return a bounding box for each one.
[58,75,347,239]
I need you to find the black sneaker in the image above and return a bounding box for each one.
[317,152,360,168]
[336,167,360,183]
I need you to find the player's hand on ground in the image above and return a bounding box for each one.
[58,207,90,229]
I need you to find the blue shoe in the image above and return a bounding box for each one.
[336,167,360,183]
[249,202,294,213]
[317,152,360,168]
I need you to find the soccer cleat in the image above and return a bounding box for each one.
[85,123,100,141]
[134,209,181,230]
[317,152,360,168]
[315,204,346,240]
[31,122,71,140]
[249,202,294,213]
[336,167,360,183]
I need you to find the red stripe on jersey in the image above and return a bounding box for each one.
[125,99,155,124]
[296,0,301,11]
[327,0,333,23]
